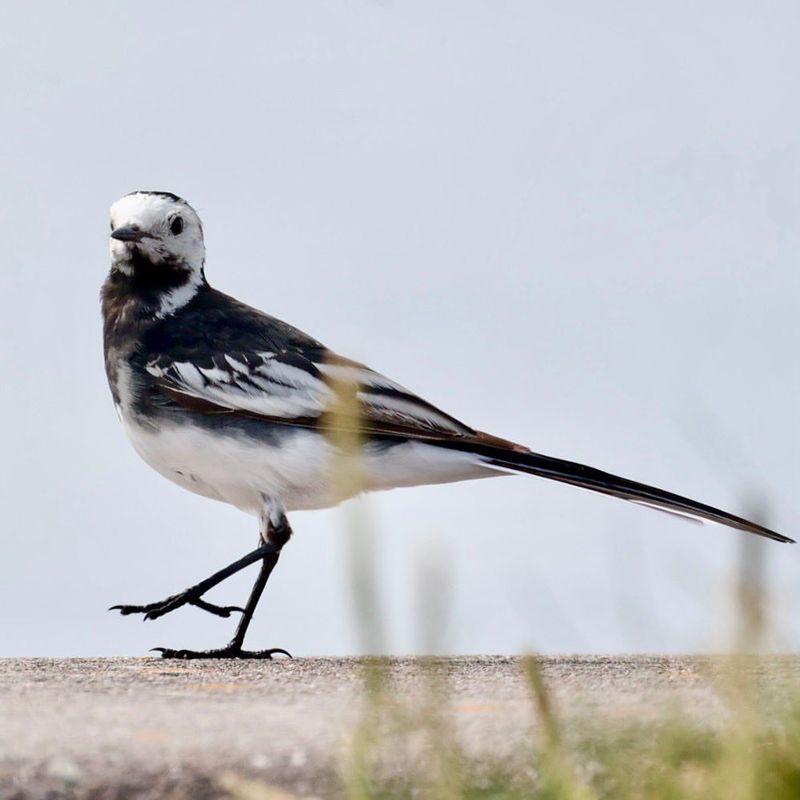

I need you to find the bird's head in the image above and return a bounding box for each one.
[109,191,205,276]
[107,191,207,318]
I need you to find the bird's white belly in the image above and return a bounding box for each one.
[121,414,499,516]
[121,415,338,513]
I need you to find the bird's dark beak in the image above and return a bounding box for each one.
[110,226,147,243]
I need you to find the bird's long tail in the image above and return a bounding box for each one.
[445,436,792,543]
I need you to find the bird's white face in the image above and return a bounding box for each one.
[109,192,205,275]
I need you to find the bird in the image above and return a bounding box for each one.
[102,190,793,659]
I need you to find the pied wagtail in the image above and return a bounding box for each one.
[102,190,793,659]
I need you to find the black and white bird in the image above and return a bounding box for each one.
[102,190,792,659]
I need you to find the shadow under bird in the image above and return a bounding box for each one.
[102,190,793,659]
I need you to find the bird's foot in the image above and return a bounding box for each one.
[151,644,292,660]
[110,594,245,621]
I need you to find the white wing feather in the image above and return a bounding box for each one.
[147,350,475,438]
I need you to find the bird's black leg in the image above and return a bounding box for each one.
[110,542,280,620]
[150,509,294,659]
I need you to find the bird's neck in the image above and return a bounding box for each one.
[102,251,206,342]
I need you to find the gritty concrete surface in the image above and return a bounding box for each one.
[1,655,799,798]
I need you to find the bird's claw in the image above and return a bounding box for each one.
[151,646,292,660]
[188,598,246,618]
[109,603,163,617]
[109,592,243,621]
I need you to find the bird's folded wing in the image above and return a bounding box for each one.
[146,348,491,443]
[145,347,792,542]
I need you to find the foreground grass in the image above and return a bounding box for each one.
[335,656,800,800]
[322,396,797,799]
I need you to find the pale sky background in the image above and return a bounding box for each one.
[1,1,798,657]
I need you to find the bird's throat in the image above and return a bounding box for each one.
[102,251,204,333]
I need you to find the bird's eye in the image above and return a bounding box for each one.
[110,220,114,231]
[170,216,184,236]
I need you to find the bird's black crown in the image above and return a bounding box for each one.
[125,190,186,203]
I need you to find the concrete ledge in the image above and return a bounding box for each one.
[2,656,799,798]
